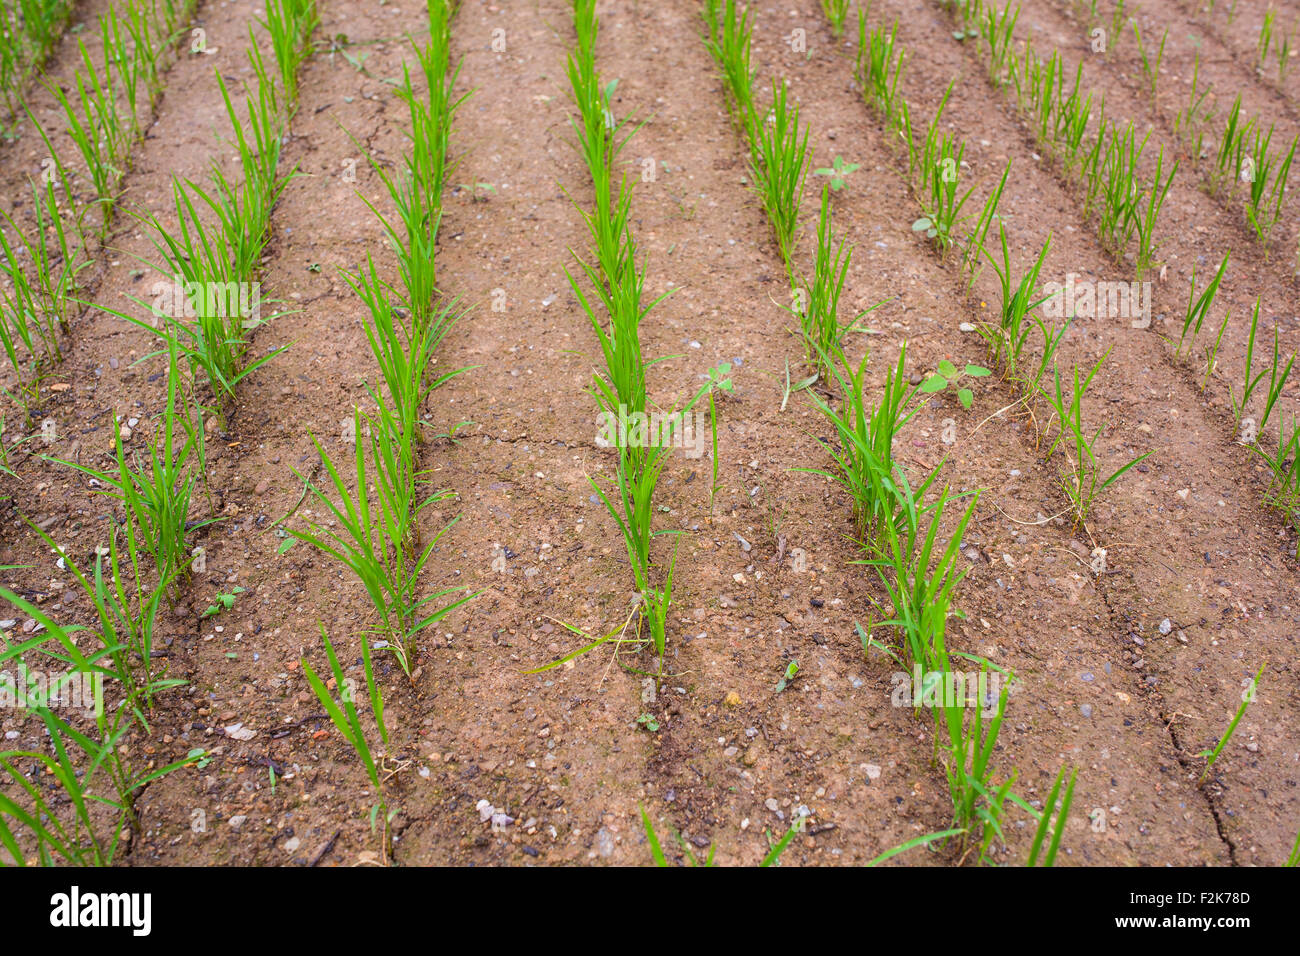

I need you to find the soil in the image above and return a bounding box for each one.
[0,0,1297,867]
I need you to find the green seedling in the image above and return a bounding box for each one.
[777,357,818,412]
[960,160,1010,288]
[862,478,978,675]
[25,518,181,712]
[981,222,1057,385]
[1249,417,1300,559]
[791,188,882,376]
[913,135,975,254]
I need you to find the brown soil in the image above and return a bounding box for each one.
[1,0,1296,867]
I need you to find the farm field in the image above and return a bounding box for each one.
[0,0,1298,871]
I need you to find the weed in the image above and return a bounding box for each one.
[814,154,860,192]
[921,359,992,409]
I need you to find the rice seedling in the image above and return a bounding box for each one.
[960,160,1010,288]
[209,65,293,281]
[1133,145,1177,279]
[416,14,465,207]
[567,189,658,426]
[99,3,145,140]
[1202,308,1231,390]
[0,415,14,477]
[863,472,977,676]
[915,82,954,189]
[932,644,1018,864]
[913,134,975,254]
[1131,22,1167,100]
[1176,250,1229,360]
[0,621,197,867]
[790,187,871,375]
[1025,765,1077,867]
[1231,297,1266,428]
[1198,662,1264,781]
[262,0,318,107]
[704,361,732,514]
[123,0,169,114]
[1244,129,1297,251]
[640,802,803,867]
[111,175,288,424]
[702,0,755,129]
[1287,827,1300,866]
[1056,75,1096,174]
[1258,8,1275,71]
[1250,417,1300,557]
[0,0,75,119]
[45,373,215,585]
[856,14,907,135]
[980,221,1055,380]
[1255,332,1295,435]
[1040,349,1151,530]
[26,506,180,712]
[1209,96,1255,197]
[982,0,1020,84]
[301,624,394,858]
[344,254,471,458]
[45,37,134,236]
[774,357,818,411]
[355,46,469,326]
[286,410,480,677]
[0,179,85,411]
[747,79,811,275]
[1107,0,1127,55]
[798,343,928,547]
[1095,123,1146,257]
[862,827,966,865]
[821,0,854,39]
[1173,54,1214,159]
